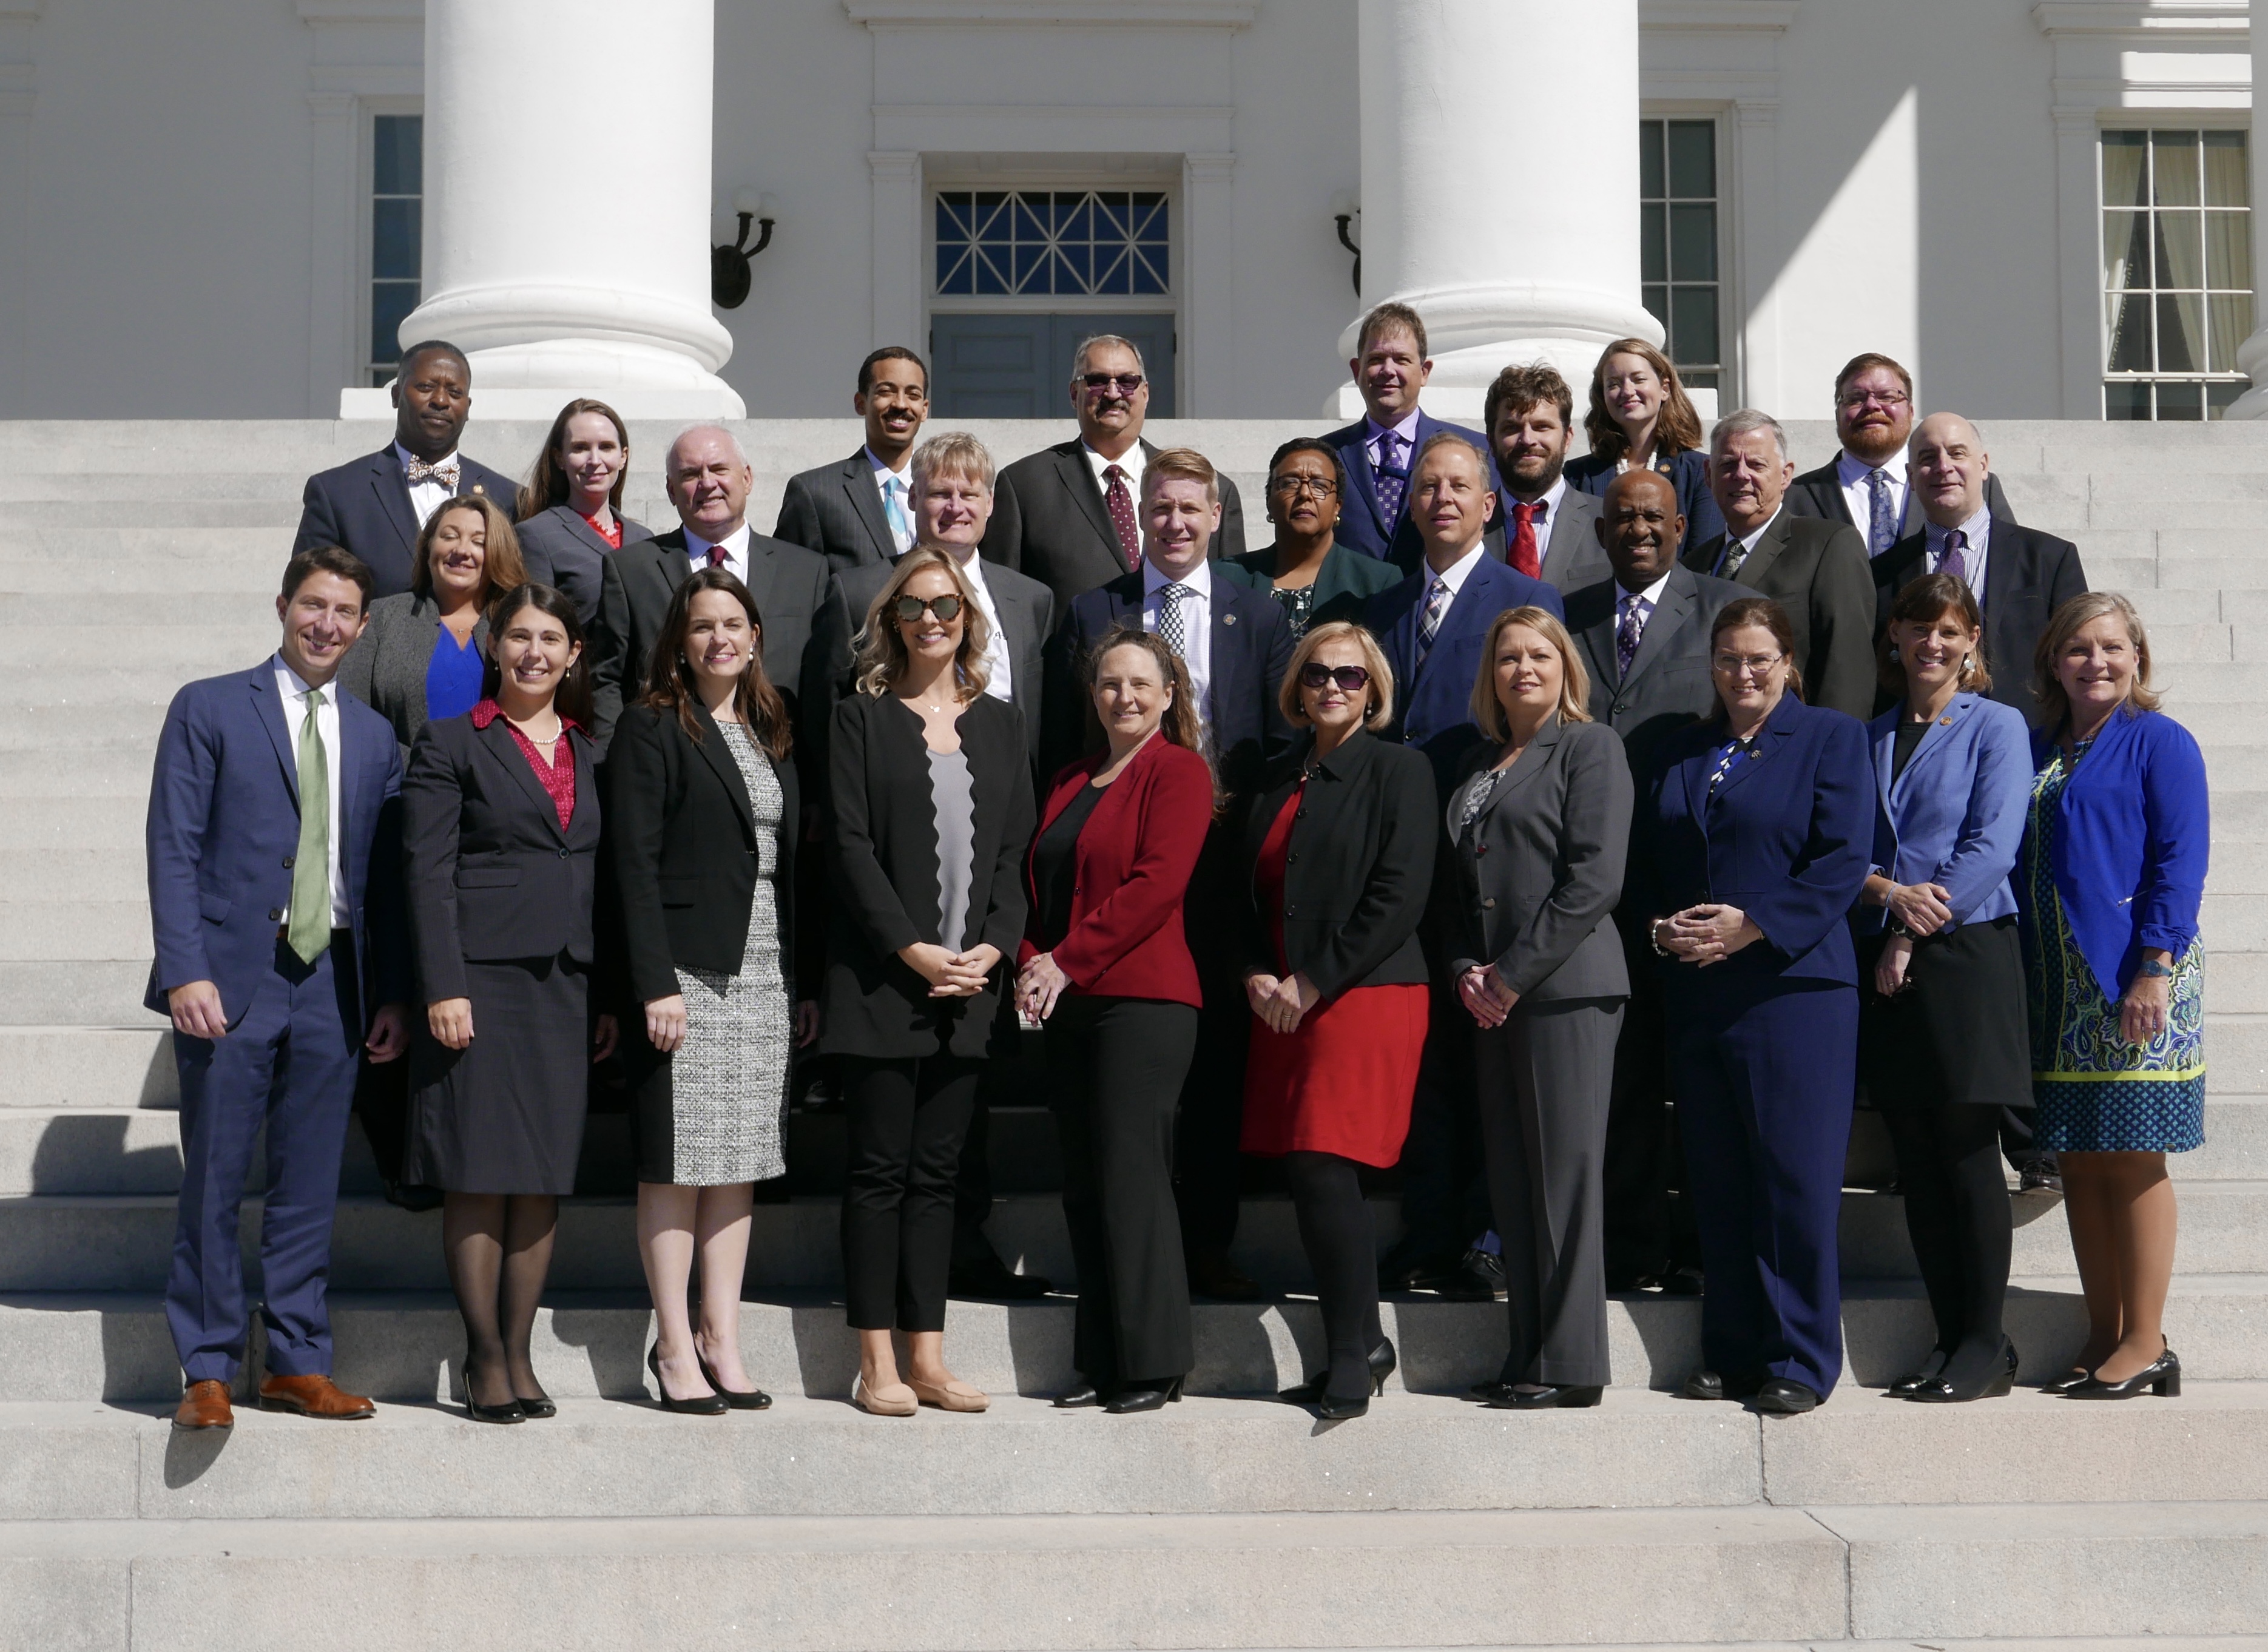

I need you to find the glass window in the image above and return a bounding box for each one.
[370,114,422,387]
[2101,127,2252,419]
[934,190,1170,298]
[1639,118,1721,391]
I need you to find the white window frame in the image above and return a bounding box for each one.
[1638,107,1733,403]
[358,99,424,389]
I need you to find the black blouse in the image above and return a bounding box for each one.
[1033,780,1107,949]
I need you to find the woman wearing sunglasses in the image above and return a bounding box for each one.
[1238,622,1436,1418]
[823,548,1035,1415]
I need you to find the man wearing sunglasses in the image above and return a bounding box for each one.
[982,334,1247,612]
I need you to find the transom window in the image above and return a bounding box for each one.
[369,114,423,387]
[2102,129,2253,420]
[1640,118,1721,392]
[934,190,1169,297]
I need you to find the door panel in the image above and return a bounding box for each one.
[932,312,1176,417]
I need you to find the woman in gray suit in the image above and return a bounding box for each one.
[513,398,648,626]
[1447,605,1633,1410]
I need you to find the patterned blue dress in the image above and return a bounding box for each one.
[2020,741,2204,1152]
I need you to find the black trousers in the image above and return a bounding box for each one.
[839,1052,981,1332]
[1170,973,1252,1258]
[1602,932,1678,1284]
[353,1053,413,1186]
[1050,996,1198,1385]
[1390,982,1491,1264]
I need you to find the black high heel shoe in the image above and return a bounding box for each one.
[461,1360,525,1425]
[648,1344,728,1415]
[2067,1341,2181,1400]
[1486,1383,1604,1410]
[1886,1348,1949,1398]
[1909,1339,2019,1403]
[1280,1339,1396,1406]
[695,1351,774,1411]
[1104,1375,1185,1414]
[2039,1367,2094,1396]
[513,1391,557,1420]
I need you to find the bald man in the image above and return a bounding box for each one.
[1871,414,2086,719]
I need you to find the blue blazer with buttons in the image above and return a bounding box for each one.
[1323,411,1507,571]
[144,661,407,1028]
[1631,693,1872,986]
[1861,691,2031,934]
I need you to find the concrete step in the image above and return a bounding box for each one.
[0,704,169,753]
[0,749,157,796]
[0,1028,173,1110]
[0,962,153,1023]
[0,500,301,532]
[0,626,278,672]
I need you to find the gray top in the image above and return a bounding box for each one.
[334,590,490,760]
[926,746,976,954]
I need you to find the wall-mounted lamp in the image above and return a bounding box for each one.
[1330,190,1360,297]
[712,190,779,310]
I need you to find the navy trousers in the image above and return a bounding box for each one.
[167,934,362,1383]
[1667,973,1856,1397]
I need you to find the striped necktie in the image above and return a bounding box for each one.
[1417,575,1451,663]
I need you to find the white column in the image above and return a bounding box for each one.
[868,150,923,354]
[1182,151,1237,414]
[391,0,742,419]
[2226,28,2268,419]
[1340,0,1660,419]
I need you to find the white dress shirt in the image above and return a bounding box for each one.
[1425,539,1490,609]
[396,442,459,530]
[1837,448,1909,538]
[1925,501,1994,608]
[1142,556,1213,724]
[1082,439,1146,502]
[866,447,917,556]
[1716,505,1783,578]
[683,521,753,586]
[1615,570,1674,629]
[274,655,349,928]
[1505,474,1569,568]
[951,550,1013,704]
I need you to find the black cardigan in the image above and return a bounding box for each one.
[604,701,806,1006]
[820,690,1036,1058]
[1237,728,1437,1001]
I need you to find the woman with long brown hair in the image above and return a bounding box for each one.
[1563,338,1723,555]
[515,398,648,625]
[607,567,815,1415]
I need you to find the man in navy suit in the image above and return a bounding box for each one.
[292,340,522,599]
[1363,431,1561,1297]
[1322,302,1505,571]
[1044,448,1294,1300]
[147,545,410,1431]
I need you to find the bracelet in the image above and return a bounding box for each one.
[1649,919,1672,959]
[1886,917,1914,940]
[2137,959,2172,979]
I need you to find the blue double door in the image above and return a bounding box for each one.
[930,313,1176,417]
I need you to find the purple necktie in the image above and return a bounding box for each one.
[1417,575,1451,664]
[1939,528,1970,587]
[1616,595,1647,679]
[1373,431,1408,528]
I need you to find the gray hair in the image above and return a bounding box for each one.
[1709,408,1789,464]
[667,423,749,470]
[1070,333,1146,383]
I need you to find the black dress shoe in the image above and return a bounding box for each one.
[464,1395,526,1424]
[949,1254,1053,1300]
[695,1353,774,1411]
[1282,1340,1396,1406]
[647,1346,727,1415]
[1680,1369,1764,1402]
[1315,1389,1369,1420]
[1187,1251,1263,1302]
[1104,1376,1185,1414]
[513,1392,557,1420]
[1908,1339,2019,1404]
[1486,1383,1604,1410]
[2067,1343,2180,1400]
[382,1179,444,1213]
[1377,1247,1465,1293]
[1754,1377,1823,1415]
[1887,1349,1950,1397]
[2039,1367,2095,1395]
[1053,1381,1107,1409]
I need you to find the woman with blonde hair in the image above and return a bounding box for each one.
[823,547,1034,1415]
[1563,338,1723,554]
[1447,607,1633,1410]
[1236,622,1436,1418]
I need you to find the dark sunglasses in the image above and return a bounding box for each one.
[1081,373,1145,393]
[894,594,963,624]
[1299,663,1371,693]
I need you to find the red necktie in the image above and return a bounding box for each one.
[707,545,727,569]
[1509,501,1544,579]
[1103,464,1142,570]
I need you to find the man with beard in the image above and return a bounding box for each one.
[1483,362,1604,593]
[1786,352,2014,553]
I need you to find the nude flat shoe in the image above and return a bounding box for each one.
[853,1376,918,1417]
[909,1377,990,1413]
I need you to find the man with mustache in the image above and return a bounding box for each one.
[774,347,933,574]
[1785,353,2013,553]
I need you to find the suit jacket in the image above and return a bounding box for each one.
[1565,567,1749,791]
[774,449,904,575]
[589,525,849,759]
[1443,715,1633,1002]
[1684,510,1878,721]
[401,710,601,1003]
[1365,555,1565,798]
[1862,691,2030,934]
[1565,445,1724,558]
[1503,485,1608,595]
[1229,542,1402,636]
[1020,734,1213,1006]
[292,447,521,601]
[1628,693,1872,988]
[144,662,407,1028]
[820,691,1034,1059]
[1323,411,1507,571]
[1237,729,1437,1000]
[516,504,649,629]
[1043,567,1295,799]
[981,437,1249,611]
[604,701,804,1003]
[1787,453,2016,541]
[335,591,490,761]
[835,554,1055,769]
[1869,521,2088,717]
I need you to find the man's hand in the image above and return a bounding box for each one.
[428,997,474,1050]
[364,1002,410,1062]
[167,981,228,1041]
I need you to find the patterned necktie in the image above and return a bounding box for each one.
[1416,575,1452,663]
[1373,431,1408,529]
[1866,468,1898,555]
[1939,528,1971,587]
[1509,501,1545,579]
[1615,595,1647,680]
[1102,464,1141,570]
[1718,535,1754,579]
[403,456,460,490]
[1156,582,1190,658]
[287,687,332,964]
[882,476,914,555]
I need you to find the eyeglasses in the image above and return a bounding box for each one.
[1837,389,1911,411]
[1080,373,1145,394]
[1299,663,1372,693]
[1710,652,1784,678]
[893,594,963,624]
[1271,475,1338,499]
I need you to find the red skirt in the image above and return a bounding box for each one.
[1240,983,1429,1168]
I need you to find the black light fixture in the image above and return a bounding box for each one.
[713,191,778,310]
[1331,191,1360,296]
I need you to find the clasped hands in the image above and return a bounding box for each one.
[1456,963,1518,1029]
[901,941,1004,1000]
[1871,881,1951,998]
[1244,969,1321,1034]
[1652,903,1763,966]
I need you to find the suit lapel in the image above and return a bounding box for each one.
[562,506,614,559]
[689,704,757,836]
[1976,519,2005,619]
[1471,715,1564,831]
[1731,513,1793,588]
[841,451,898,562]
[1709,701,1795,809]
[1822,457,1858,530]
[249,665,300,806]
[1619,575,1694,692]
[1055,444,1126,568]
[1207,580,1248,729]
[1888,694,1969,808]
[370,450,421,556]
[477,715,568,843]
[740,531,781,616]
[1342,428,1389,542]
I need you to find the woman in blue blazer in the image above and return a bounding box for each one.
[2020,593,2208,1401]
[1857,574,2033,1403]
[1631,596,1872,1414]
[1561,339,1724,557]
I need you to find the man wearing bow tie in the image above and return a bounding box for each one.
[291,341,522,599]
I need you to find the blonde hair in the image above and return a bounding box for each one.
[1278,621,1396,732]
[1141,445,1221,506]
[851,546,993,701]
[2032,590,2161,728]
[1471,607,1593,741]
[909,431,995,496]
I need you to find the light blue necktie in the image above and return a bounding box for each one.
[1866,468,1899,556]
[882,476,914,555]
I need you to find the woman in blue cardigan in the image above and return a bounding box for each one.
[2020,592,2208,1401]
[1858,574,2034,1403]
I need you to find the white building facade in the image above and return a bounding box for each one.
[0,0,2254,425]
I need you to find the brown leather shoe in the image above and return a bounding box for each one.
[174,1379,234,1430]
[257,1373,375,1420]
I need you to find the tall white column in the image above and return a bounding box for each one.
[2225,24,2268,419]
[1340,0,1660,419]
[392,0,743,419]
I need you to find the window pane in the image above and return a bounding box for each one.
[2105,288,2154,371]
[371,198,419,281]
[2104,211,2148,289]
[1643,285,1669,332]
[2153,131,2202,206]
[2207,211,2251,290]
[370,281,417,368]
[1639,120,1664,201]
[372,115,420,198]
[1667,121,1716,198]
[2157,291,2204,371]
[2157,380,2205,419]
[2210,380,2246,418]
[1641,204,1667,283]
[2102,131,2148,207]
[2155,211,2204,288]
[1670,203,1716,281]
[1670,287,1719,368]
[1680,371,1719,391]
[2210,292,2255,371]
[2104,380,2152,419]
[2204,130,2249,207]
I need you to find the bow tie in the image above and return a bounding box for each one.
[404,456,461,490]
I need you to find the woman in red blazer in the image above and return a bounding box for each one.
[1017,625,1215,1414]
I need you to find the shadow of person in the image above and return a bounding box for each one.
[161,1415,231,1487]
[29,1112,184,1195]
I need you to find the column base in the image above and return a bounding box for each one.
[348,334,746,420]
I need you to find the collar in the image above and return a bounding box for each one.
[395,442,460,474]
[864,446,913,485]
[945,545,993,592]
[683,521,752,563]
[1143,556,1213,599]
[1083,439,1144,479]
[1838,447,1908,487]
[1926,499,1993,553]
[1733,504,1783,555]
[1423,540,1488,599]
[1616,570,1673,608]
[1304,727,1368,780]
[471,698,582,734]
[1364,409,1423,448]
[271,654,331,701]
[1506,474,1568,521]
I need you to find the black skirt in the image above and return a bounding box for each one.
[1859,914,2030,1112]
[405,951,592,1195]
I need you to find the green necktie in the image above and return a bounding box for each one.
[288,686,332,964]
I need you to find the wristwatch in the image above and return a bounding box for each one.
[2137,959,2173,979]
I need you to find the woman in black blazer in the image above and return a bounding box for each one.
[1238,621,1436,1418]
[403,582,615,1424]
[824,547,1035,1415]
[513,399,647,627]
[609,568,818,1415]
[1446,606,1632,1411]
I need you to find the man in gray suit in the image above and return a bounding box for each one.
[1564,470,1745,1293]
[773,346,931,574]
[1484,362,1605,595]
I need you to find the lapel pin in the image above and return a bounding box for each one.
[1224,613,1237,625]
[472,484,485,495]
[1940,716,1952,726]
